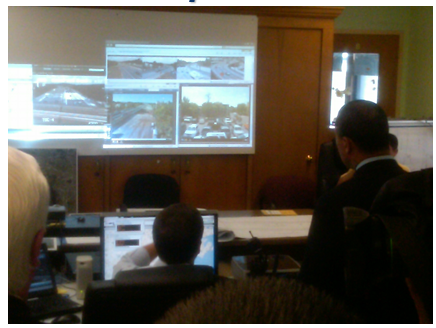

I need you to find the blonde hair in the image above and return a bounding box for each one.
[8,147,49,296]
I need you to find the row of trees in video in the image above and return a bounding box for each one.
[180,97,249,120]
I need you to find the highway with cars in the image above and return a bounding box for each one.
[33,86,107,125]
[111,111,156,139]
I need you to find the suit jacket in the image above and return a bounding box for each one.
[299,159,407,298]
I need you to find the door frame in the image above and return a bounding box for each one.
[333,30,404,118]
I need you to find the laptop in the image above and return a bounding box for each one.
[27,244,83,320]
[101,210,218,280]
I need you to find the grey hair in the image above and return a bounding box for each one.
[158,276,362,324]
[8,147,49,296]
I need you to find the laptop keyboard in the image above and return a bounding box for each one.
[28,294,82,318]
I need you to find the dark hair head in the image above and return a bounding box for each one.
[335,100,389,154]
[158,277,363,324]
[153,203,204,264]
[388,133,398,151]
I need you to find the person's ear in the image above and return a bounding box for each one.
[30,229,46,268]
[342,136,353,155]
[389,146,398,157]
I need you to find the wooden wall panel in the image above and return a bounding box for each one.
[180,155,248,210]
[78,156,106,212]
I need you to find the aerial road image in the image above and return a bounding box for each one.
[109,93,175,144]
[33,85,107,125]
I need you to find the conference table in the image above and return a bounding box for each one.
[48,209,314,278]
[216,209,313,276]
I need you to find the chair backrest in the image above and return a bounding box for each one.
[343,207,392,300]
[316,139,347,199]
[258,175,316,209]
[82,265,216,324]
[343,167,433,324]
[122,174,180,209]
[370,168,433,323]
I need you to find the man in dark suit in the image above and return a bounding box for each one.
[299,100,408,299]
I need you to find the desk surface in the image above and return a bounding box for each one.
[219,212,312,239]
[218,209,313,217]
[218,209,313,259]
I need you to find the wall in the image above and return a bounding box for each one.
[390,124,433,171]
[406,7,433,119]
[334,6,433,120]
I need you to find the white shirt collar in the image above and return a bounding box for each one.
[356,155,395,171]
[150,257,168,267]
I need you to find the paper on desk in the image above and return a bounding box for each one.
[218,215,312,239]
[261,210,298,216]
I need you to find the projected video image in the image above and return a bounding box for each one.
[108,56,176,79]
[33,83,107,126]
[211,57,245,80]
[108,56,216,81]
[179,85,251,143]
[175,58,211,80]
[108,93,176,144]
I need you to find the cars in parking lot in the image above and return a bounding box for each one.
[205,132,227,141]
[182,124,199,140]
[220,125,231,138]
[183,116,197,123]
[193,126,212,139]
[232,124,244,137]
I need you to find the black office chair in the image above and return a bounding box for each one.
[122,174,180,209]
[258,175,316,209]
[82,265,217,324]
[343,207,417,323]
[370,168,433,323]
[343,169,433,323]
[316,139,348,199]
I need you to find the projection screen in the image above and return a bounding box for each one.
[8,7,258,155]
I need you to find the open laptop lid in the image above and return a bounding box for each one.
[28,243,57,299]
[100,210,218,280]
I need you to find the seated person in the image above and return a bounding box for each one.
[337,133,410,185]
[8,147,50,324]
[158,277,363,324]
[113,203,203,276]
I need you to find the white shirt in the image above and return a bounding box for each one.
[356,155,395,171]
[112,247,167,278]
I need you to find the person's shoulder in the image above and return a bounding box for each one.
[398,163,411,172]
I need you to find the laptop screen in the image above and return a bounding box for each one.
[101,211,217,280]
[28,244,57,299]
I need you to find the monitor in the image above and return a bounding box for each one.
[101,211,218,280]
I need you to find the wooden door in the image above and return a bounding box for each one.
[250,21,325,208]
[334,33,400,118]
[108,155,179,211]
[180,155,248,210]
